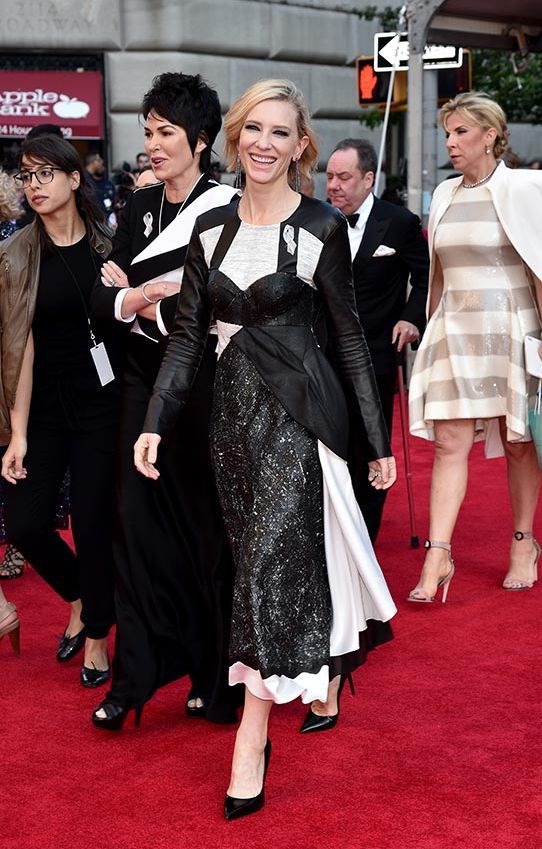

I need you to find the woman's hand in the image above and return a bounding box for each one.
[141,280,181,301]
[1,436,28,485]
[368,456,397,490]
[101,260,129,289]
[134,433,162,479]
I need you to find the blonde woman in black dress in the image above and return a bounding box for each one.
[135,80,397,818]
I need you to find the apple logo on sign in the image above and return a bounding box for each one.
[53,94,90,119]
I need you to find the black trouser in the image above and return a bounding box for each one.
[347,369,395,544]
[5,423,116,638]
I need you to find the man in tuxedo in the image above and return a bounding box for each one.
[327,138,429,542]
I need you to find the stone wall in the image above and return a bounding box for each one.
[4,1,542,193]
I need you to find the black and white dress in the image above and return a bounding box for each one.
[91,175,240,719]
[145,195,396,704]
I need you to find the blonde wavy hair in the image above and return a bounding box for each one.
[0,168,23,222]
[223,79,319,185]
[439,91,509,159]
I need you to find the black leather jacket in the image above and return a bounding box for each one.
[144,195,391,462]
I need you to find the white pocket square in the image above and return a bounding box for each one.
[372,244,396,257]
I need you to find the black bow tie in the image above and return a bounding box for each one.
[346,213,359,228]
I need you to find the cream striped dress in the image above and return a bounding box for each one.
[409,182,541,451]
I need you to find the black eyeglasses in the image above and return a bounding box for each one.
[14,167,63,188]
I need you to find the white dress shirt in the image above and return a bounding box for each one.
[346,192,374,261]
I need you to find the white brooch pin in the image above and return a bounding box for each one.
[143,212,153,238]
[283,224,296,255]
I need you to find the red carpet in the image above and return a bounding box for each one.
[2,403,541,849]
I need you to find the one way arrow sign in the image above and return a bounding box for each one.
[374,32,463,72]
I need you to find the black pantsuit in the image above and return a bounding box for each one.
[3,233,122,640]
[5,420,116,638]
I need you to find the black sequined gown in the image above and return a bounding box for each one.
[145,196,396,703]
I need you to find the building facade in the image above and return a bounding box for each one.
[0,0,392,190]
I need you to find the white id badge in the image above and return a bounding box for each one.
[90,342,115,386]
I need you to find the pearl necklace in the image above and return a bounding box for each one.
[462,165,498,189]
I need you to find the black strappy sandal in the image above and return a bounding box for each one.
[0,545,26,579]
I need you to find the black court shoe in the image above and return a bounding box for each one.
[81,660,111,688]
[56,627,86,663]
[300,673,355,734]
[91,700,143,732]
[224,739,272,821]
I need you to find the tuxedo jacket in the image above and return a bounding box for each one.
[352,196,429,375]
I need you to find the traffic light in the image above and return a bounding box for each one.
[356,57,406,108]
[356,57,391,106]
[437,50,472,104]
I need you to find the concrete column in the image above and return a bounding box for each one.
[407,52,424,218]
[422,69,438,223]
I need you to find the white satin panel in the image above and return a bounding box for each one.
[215,319,242,357]
[318,441,397,656]
[229,662,330,704]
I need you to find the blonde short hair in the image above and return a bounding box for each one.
[223,79,319,184]
[0,168,23,222]
[439,91,509,158]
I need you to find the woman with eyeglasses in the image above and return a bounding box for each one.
[0,135,124,681]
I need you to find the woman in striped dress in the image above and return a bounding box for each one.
[408,92,542,600]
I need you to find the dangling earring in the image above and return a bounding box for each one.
[293,159,301,193]
[485,145,491,155]
[234,154,243,189]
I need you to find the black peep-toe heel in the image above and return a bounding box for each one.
[91,700,143,732]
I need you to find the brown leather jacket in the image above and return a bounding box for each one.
[0,219,111,444]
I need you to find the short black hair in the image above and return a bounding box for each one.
[331,138,378,177]
[140,72,222,173]
[25,123,64,140]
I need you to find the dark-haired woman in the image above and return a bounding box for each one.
[0,135,124,679]
[90,72,239,730]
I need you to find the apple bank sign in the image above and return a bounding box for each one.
[0,70,103,139]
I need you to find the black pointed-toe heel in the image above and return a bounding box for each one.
[81,660,111,688]
[91,700,143,732]
[57,627,86,663]
[224,739,271,821]
[300,673,355,734]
